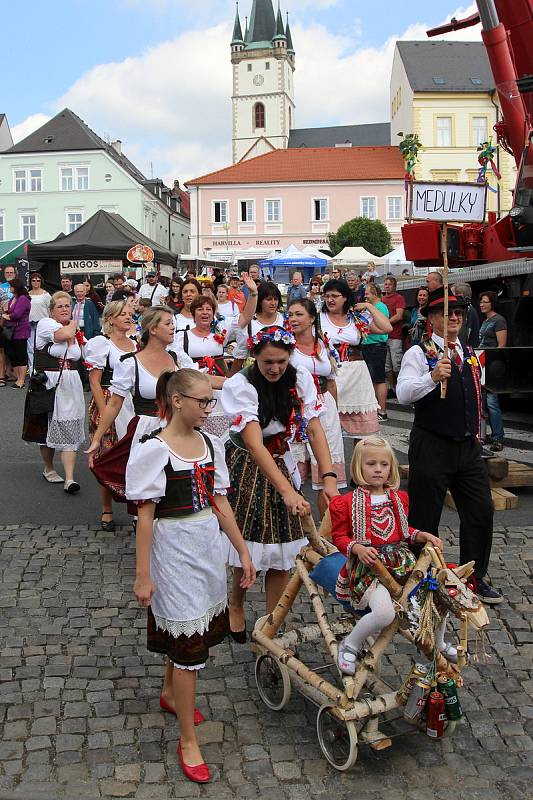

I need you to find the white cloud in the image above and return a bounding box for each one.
[11,113,51,144]
[9,2,481,185]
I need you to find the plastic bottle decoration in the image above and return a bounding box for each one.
[477,140,501,193]
[398,132,423,190]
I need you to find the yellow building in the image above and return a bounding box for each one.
[390,41,516,216]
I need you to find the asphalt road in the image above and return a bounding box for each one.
[1,383,533,527]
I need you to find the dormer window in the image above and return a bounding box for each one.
[470,77,483,85]
[433,76,446,85]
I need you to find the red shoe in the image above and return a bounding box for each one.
[159,694,205,725]
[177,740,210,783]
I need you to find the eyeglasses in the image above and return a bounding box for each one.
[180,394,217,410]
[31,277,41,281]
[325,293,343,300]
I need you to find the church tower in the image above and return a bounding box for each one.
[231,1,295,163]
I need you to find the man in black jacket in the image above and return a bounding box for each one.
[396,287,501,604]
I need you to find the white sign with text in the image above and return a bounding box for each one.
[60,259,123,274]
[410,181,486,223]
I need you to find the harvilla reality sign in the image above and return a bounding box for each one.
[60,259,123,274]
[409,181,487,223]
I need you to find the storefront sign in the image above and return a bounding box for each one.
[410,181,486,223]
[302,238,329,246]
[209,238,282,248]
[60,259,123,274]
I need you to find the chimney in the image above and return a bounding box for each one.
[173,179,180,192]
[111,139,122,154]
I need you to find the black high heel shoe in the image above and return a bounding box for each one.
[230,628,247,644]
[101,512,116,532]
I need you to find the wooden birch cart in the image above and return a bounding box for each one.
[252,515,489,771]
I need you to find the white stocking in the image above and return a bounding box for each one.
[344,584,396,653]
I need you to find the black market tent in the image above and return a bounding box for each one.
[27,210,177,287]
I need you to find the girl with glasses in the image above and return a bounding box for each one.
[126,368,255,784]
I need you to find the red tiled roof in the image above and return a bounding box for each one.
[186,146,404,186]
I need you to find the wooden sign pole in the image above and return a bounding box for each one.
[441,222,449,399]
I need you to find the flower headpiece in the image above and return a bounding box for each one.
[247,325,295,352]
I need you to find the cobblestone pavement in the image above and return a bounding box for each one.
[1,522,533,800]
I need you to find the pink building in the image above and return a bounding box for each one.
[186,146,406,258]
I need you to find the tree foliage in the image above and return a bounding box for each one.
[328,217,392,257]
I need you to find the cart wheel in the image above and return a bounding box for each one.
[316,704,358,771]
[255,654,292,711]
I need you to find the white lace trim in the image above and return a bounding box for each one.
[171,661,206,671]
[153,598,227,638]
[338,402,379,415]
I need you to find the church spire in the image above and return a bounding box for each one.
[274,2,285,38]
[245,0,276,45]
[285,12,294,53]
[231,2,244,44]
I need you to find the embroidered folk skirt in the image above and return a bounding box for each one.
[224,443,308,571]
[340,542,416,609]
[147,510,229,666]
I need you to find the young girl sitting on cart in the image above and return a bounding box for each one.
[330,436,444,675]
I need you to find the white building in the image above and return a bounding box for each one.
[0,109,190,251]
[231,0,295,163]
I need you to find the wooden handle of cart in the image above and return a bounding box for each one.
[369,559,403,600]
[301,514,329,556]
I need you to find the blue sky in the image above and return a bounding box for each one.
[1,0,478,181]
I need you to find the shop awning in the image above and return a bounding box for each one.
[0,239,31,266]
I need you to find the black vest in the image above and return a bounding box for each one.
[140,430,215,519]
[414,341,480,440]
[120,351,178,416]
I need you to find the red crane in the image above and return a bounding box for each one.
[402,0,533,265]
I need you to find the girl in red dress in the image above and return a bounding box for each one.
[329,436,444,675]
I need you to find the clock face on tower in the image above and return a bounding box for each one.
[253,74,264,86]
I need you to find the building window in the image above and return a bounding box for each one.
[0,213,4,242]
[265,199,281,222]
[66,211,83,233]
[60,167,73,191]
[76,167,89,190]
[472,116,488,146]
[240,200,255,222]
[265,62,270,70]
[361,197,376,219]
[247,63,252,72]
[213,201,228,223]
[14,170,27,192]
[436,116,452,147]
[60,165,89,191]
[387,196,403,220]
[254,102,265,129]
[20,214,37,240]
[313,198,328,221]
[30,169,42,192]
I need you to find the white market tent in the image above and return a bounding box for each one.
[332,246,384,266]
[302,245,333,261]
[378,244,414,277]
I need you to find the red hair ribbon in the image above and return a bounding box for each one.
[197,355,225,376]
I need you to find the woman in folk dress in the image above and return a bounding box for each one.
[287,297,347,516]
[84,299,136,530]
[221,326,339,639]
[173,276,257,438]
[319,279,391,437]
